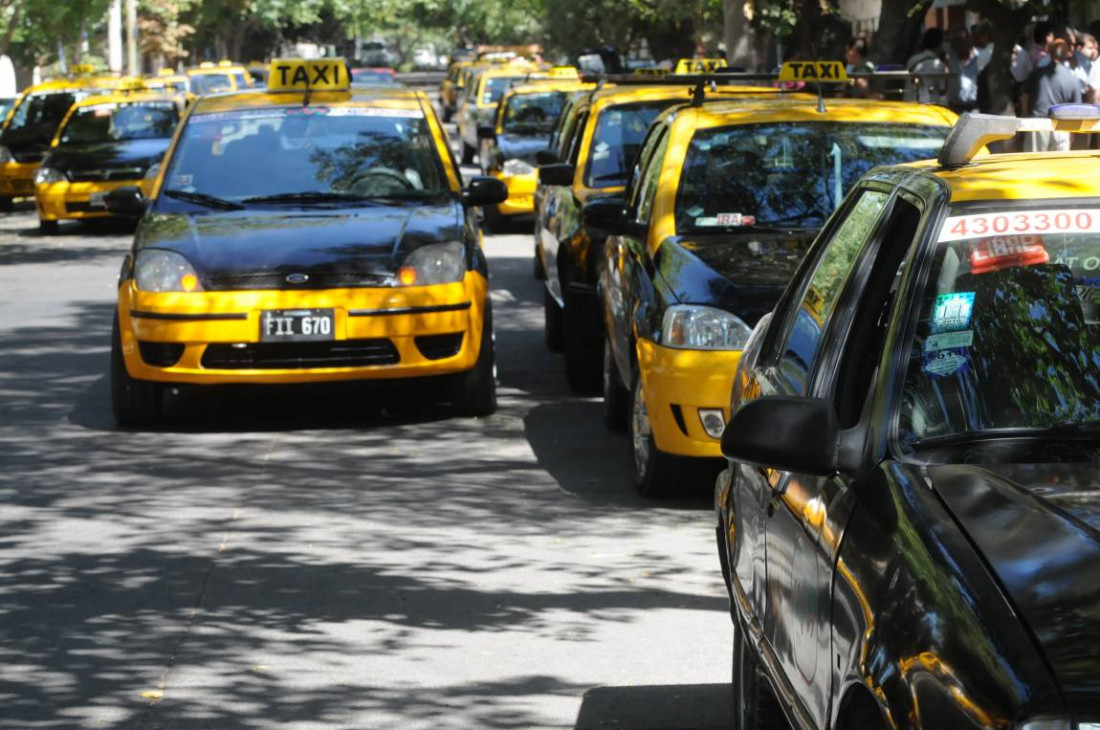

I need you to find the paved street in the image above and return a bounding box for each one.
[0,205,732,729]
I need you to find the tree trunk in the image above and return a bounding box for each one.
[644,18,697,64]
[0,1,20,57]
[872,0,932,66]
[723,0,756,69]
[967,0,1030,116]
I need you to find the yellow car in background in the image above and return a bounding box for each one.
[145,69,190,95]
[477,77,592,231]
[108,58,508,426]
[440,60,474,122]
[186,61,252,95]
[34,91,186,234]
[0,75,124,210]
[456,61,542,164]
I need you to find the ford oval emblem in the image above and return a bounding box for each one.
[286,273,309,284]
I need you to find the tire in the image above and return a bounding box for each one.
[110,315,163,427]
[732,620,789,730]
[563,298,602,394]
[461,141,476,165]
[0,196,12,213]
[533,246,545,280]
[544,287,564,353]
[629,375,679,497]
[602,336,629,431]
[39,219,59,236]
[452,307,496,417]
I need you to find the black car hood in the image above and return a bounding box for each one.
[45,139,169,175]
[654,231,814,326]
[931,462,1100,713]
[496,133,550,165]
[1,122,58,161]
[138,201,463,283]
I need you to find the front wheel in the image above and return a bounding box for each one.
[732,621,789,730]
[602,336,628,431]
[629,375,678,496]
[39,219,59,236]
[110,316,163,427]
[452,307,496,417]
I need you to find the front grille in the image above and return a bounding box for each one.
[66,168,143,182]
[12,151,41,164]
[201,339,399,370]
[10,178,33,191]
[65,201,106,214]
[205,272,392,291]
[138,341,185,367]
[415,333,464,360]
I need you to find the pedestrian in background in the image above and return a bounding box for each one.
[946,28,978,112]
[905,27,948,105]
[845,35,875,98]
[1026,39,1080,152]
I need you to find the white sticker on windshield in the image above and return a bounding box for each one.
[924,330,973,353]
[940,209,1100,242]
[328,107,424,118]
[923,351,967,377]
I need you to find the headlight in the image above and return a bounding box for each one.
[143,162,160,181]
[502,158,535,176]
[0,145,13,164]
[661,305,752,350]
[34,166,65,184]
[134,249,203,292]
[398,241,465,286]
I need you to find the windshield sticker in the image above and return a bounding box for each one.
[685,205,704,217]
[924,330,973,353]
[940,210,1100,242]
[932,292,975,332]
[716,213,756,226]
[327,107,424,118]
[171,174,193,187]
[923,351,968,377]
[969,235,1049,275]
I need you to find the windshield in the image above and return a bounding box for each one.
[482,76,525,105]
[584,101,678,189]
[675,123,949,231]
[501,90,565,135]
[353,70,395,85]
[900,205,1100,449]
[6,91,85,134]
[59,101,179,144]
[162,105,450,203]
[189,73,233,95]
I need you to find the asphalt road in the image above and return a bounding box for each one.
[0,200,732,728]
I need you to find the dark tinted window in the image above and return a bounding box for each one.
[584,101,676,189]
[59,101,178,144]
[501,91,565,134]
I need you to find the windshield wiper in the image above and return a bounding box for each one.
[162,188,243,211]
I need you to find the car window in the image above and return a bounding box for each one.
[566,111,589,166]
[59,101,179,144]
[900,205,1100,448]
[501,90,565,135]
[584,101,677,189]
[634,129,669,224]
[777,189,889,395]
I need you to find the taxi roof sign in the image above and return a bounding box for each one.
[675,58,727,74]
[548,66,579,79]
[267,58,350,93]
[71,63,96,75]
[778,61,848,83]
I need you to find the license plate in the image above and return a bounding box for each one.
[260,309,335,342]
[89,192,106,208]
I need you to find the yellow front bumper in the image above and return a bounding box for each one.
[118,272,488,385]
[0,161,39,197]
[637,338,743,458]
[494,170,536,216]
[36,179,137,221]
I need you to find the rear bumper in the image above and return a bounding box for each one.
[493,170,536,216]
[117,272,489,385]
[637,338,742,458]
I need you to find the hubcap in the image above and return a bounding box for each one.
[631,380,651,476]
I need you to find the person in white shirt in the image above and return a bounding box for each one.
[905,28,948,105]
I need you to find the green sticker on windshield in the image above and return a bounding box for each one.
[932,292,975,332]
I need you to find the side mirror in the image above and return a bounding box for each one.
[104,185,147,218]
[721,397,839,476]
[463,176,508,206]
[582,197,633,235]
[477,124,496,140]
[534,149,558,166]
[538,162,574,187]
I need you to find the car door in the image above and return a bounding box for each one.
[761,189,926,729]
[541,109,588,305]
[604,122,670,382]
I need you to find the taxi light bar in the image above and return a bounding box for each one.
[969,236,1050,275]
[267,58,350,94]
[939,107,1100,167]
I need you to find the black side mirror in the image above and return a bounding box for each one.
[477,124,496,140]
[539,163,574,187]
[582,197,634,235]
[534,149,558,166]
[104,185,147,217]
[463,176,508,206]
[721,397,839,476]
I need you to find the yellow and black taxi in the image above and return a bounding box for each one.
[476,74,591,231]
[535,74,792,393]
[456,61,542,164]
[186,61,252,95]
[440,59,474,121]
[107,58,507,426]
[0,74,124,210]
[717,108,1100,730]
[589,69,956,494]
[144,69,190,96]
[34,91,186,234]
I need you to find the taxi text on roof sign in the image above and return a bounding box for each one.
[674,58,728,74]
[268,58,350,92]
[777,61,848,82]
